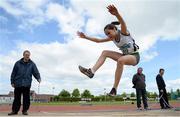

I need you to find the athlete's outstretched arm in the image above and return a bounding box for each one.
[77,31,111,43]
[107,5,129,35]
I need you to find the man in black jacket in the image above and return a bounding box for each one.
[156,68,171,109]
[8,50,41,116]
[132,67,149,110]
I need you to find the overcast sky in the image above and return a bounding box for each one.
[0,0,180,95]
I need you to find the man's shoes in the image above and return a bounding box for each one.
[137,107,143,110]
[22,111,28,115]
[8,112,17,116]
[144,107,151,110]
[164,106,172,109]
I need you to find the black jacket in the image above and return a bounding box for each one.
[11,58,41,87]
[132,73,146,89]
[156,74,166,90]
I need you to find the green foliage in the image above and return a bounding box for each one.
[130,92,136,97]
[81,89,93,98]
[58,89,71,98]
[72,88,80,98]
[121,92,127,97]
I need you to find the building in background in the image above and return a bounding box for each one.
[0,91,54,104]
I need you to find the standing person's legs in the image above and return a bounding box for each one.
[22,87,30,113]
[92,50,123,72]
[136,89,142,108]
[159,90,165,109]
[142,89,148,109]
[12,87,22,113]
[113,55,137,89]
[163,88,170,107]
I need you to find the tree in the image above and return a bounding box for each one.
[151,92,158,98]
[176,89,180,96]
[72,88,80,98]
[146,91,151,98]
[167,91,171,99]
[130,92,135,97]
[121,92,127,97]
[53,96,60,101]
[81,89,92,98]
[58,89,71,98]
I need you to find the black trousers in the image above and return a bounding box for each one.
[159,88,170,108]
[136,88,148,108]
[12,87,30,113]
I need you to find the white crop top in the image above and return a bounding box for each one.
[113,30,138,55]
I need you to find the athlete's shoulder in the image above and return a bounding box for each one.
[119,30,130,36]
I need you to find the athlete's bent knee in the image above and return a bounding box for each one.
[117,58,125,65]
[101,50,109,57]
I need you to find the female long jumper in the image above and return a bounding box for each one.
[77,5,140,96]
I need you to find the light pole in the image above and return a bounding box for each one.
[104,88,106,102]
[52,87,55,95]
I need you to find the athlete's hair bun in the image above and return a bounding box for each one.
[111,21,120,25]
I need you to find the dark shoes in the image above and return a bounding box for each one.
[144,107,151,110]
[161,106,172,109]
[137,107,150,111]
[8,112,17,116]
[22,111,28,115]
[108,88,117,96]
[8,111,28,116]
[79,65,94,78]
[137,107,143,110]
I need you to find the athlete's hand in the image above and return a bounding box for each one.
[107,5,119,16]
[77,31,87,39]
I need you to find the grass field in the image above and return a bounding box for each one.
[31,100,179,106]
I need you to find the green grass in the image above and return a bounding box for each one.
[32,101,135,106]
[32,100,179,106]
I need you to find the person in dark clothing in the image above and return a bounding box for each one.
[8,50,41,116]
[156,69,171,109]
[132,67,149,110]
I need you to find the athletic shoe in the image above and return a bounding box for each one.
[79,65,94,78]
[107,88,117,96]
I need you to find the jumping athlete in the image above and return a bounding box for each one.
[77,5,140,96]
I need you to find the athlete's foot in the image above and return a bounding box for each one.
[78,65,94,78]
[107,88,117,96]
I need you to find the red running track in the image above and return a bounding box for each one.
[0,102,179,112]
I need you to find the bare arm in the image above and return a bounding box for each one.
[77,31,111,43]
[107,5,129,35]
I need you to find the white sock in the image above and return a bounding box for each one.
[91,68,95,74]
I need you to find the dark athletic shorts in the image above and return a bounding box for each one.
[129,52,140,65]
